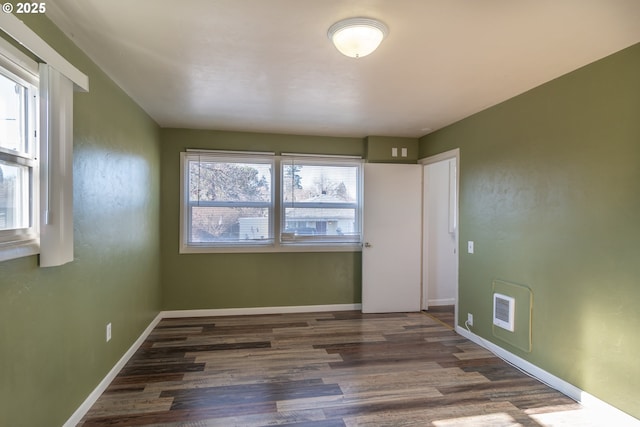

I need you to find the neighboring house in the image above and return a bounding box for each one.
[284,193,356,237]
[236,193,357,240]
[238,216,269,240]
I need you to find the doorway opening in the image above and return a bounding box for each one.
[420,148,460,328]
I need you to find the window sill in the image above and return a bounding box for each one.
[179,242,362,254]
[0,239,39,263]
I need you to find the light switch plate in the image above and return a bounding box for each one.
[467,241,474,254]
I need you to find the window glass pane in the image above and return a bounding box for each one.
[181,154,363,251]
[189,160,271,203]
[190,207,270,243]
[0,53,39,261]
[284,207,357,237]
[0,73,27,153]
[282,160,361,243]
[0,162,29,230]
[185,156,274,246]
[283,164,357,203]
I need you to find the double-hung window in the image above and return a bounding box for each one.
[181,152,274,249]
[280,155,362,245]
[180,151,362,252]
[0,53,39,261]
[0,15,87,265]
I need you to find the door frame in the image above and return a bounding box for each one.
[419,148,460,325]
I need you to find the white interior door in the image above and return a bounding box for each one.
[362,163,422,313]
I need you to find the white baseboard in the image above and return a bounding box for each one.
[428,298,455,306]
[456,326,640,425]
[64,303,360,425]
[161,303,362,318]
[63,313,163,427]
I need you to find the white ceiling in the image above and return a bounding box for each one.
[46,0,640,138]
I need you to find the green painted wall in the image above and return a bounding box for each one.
[419,43,640,418]
[366,136,419,163]
[160,129,363,310]
[0,15,161,426]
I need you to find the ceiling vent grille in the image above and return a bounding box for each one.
[493,293,515,332]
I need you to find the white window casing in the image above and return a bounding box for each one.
[180,151,363,253]
[0,14,88,265]
[39,64,74,267]
[180,151,275,252]
[0,12,89,92]
[280,154,363,246]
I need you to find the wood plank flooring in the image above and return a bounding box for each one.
[424,305,455,329]
[78,311,593,426]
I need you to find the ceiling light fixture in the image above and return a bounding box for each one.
[327,17,388,58]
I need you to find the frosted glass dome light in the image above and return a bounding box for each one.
[328,18,389,58]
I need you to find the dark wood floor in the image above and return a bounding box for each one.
[78,311,593,426]
[424,305,455,329]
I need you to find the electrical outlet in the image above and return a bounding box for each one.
[467,313,474,326]
[106,323,112,342]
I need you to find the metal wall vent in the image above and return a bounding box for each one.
[493,293,515,332]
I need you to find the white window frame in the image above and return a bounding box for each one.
[0,19,87,265]
[180,151,276,252]
[179,151,363,253]
[0,40,40,262]
[280,154,363,246]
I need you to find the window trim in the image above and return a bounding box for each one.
[179,151,363,253]
[180,151,275,250]
[280,154,363,246]
[38,64,76,267]
[0,46,40,262]
[0,30,85,265]
[0,14,89,266]
[0,12,89,91]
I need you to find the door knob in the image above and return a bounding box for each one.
[364,242,373,248]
